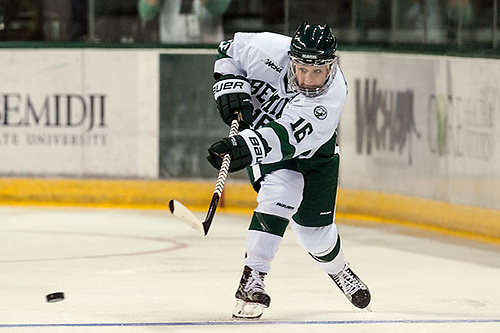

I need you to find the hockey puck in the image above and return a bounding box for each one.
[46,292,65,303]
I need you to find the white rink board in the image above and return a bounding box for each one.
[338,52,500,210]
[0,49,158,178]
[0,47,498,212]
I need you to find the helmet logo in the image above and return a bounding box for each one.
[314,106,328,120]
[302,54,318,59]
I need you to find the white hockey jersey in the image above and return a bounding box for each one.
[214,32,347,173]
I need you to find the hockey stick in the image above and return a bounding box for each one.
[168,118,240,236]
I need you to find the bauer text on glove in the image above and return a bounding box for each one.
[212,74,254,129]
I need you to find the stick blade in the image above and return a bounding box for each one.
[168,199,205,236]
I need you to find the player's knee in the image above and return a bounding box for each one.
[290,220,339,254]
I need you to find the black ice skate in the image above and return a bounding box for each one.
[232,265,271,319]
[329,264,371,309]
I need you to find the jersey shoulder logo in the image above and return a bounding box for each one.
[313,105,328,120]
[217,39,233,59]
[261,58,283,73]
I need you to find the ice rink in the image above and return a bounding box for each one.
[0,205,499,332]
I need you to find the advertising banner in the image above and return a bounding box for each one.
[1,48,498,211]
[0,49,158,178]
[338,52,499,209]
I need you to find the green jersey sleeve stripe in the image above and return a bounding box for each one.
[264,122,295,160]
[216,51,231,60]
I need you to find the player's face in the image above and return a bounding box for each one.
[294,63,330,90]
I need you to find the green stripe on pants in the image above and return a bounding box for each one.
[250,212,289,237]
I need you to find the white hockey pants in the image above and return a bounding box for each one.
[244,168,347,275]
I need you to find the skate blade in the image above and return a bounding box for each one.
[232,299,265,320]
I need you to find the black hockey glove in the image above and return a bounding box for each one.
[213,74,254,129]
[207,135,252,173]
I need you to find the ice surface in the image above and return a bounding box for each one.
[0,206,498,332]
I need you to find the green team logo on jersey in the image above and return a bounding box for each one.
[217,39,233,60]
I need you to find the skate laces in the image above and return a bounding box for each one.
[245,269,266,293]
[333,267,361,296]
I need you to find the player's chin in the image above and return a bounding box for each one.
[301,85,320,90]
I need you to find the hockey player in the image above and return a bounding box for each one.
[207,23,371,319]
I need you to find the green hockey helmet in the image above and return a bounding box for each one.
[288,23,338,97]
[289,23,337,65]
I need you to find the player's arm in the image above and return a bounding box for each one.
[137,0,162,21]
[206,115,332,172]
[212,34,257,129]
[207,99,342,173]
[257,111,340,162]
[206,120,318,173]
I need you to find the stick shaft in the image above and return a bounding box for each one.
[213,119,238,195]
[202,119,240,235]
